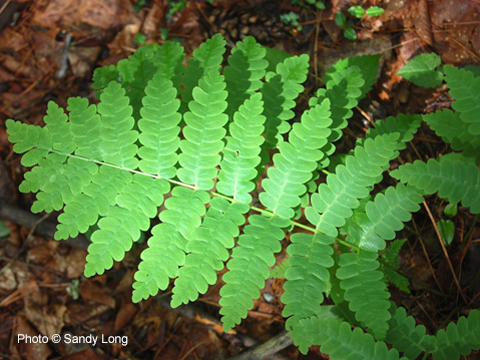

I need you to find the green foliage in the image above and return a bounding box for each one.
[397,52,443,88]
[6,34,480,359]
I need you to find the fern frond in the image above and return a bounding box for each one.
[385,305,436,359]
[259,98,332,218]
[84,175,169,276]
[132,187,210,302]
[431,310,480,360]
[270,258,291,279]
[178,71,228,189]
[292,316,405,359]
[282,232,335,329]
[324,55,381,99]
[180,33,226,109]
[310,66,365,167]
[308,133,400,237]
[219,215,289,332]
[365,184,423,243]
[366,113,422,150]
[97,81,138,169]
[138,74,181,178]
[424,109,480,163]
[444,65,480,135]
[171,198,249,307]
[391,154,480,214]
[337,251,391,339]
[224,36,268,118]
[381,239,410,292]
[217,93,265,203]
[262,54,310,148]
[55,166,133,240]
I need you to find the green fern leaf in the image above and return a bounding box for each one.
[381,239,409,292]
[132,187,210,302]
[219,215,289,332]
[217,93,265,203]
[337,251,391,339]
[385,305,435,359]
[391,154,480,214]
[67,97,102,159]
[55,166,132,240]
[366,113,422,151]
[270,258,291,279]
[366,184,423,241]
[180,33,226,111]
[308,133,400,237]
[224,36,268,118]
[262,54,309,148]
[171,198,249,307]
[178,71,228,189]
[97,81,139,169]
[324,55,382,99]
[431,310,480,360]
[310,65,365,167]
[293,316,405,359]
[138,74,181,178]
[92,64,120,96]
[444,65,480,134]
[260,98,332,218]
[84,175,169,276]
[282,232,335,329]
[424,109,480,163]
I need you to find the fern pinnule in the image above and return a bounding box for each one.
[224,36,268,118]
[262,54,309,148]
[308,133,400,237]
[97,81,139,169]
[259,98,332,218]
[55,166,132,240]
[381,239,410,292]
[180,33,226,111]
[424,109,480,163]
[132,187,210,302]
[138,74,181,178]
[84,175,169,277]
[431,310,480,360]
[293,316,405,359]
[337,251,391,339]
[366,113,423,151]
[365,184,423,243]
[385,305,435,359]
[282,232,335,330]
[219,215,289,332]
[392,154,480,213]
[178,70,228,190]
[444,65,480,135]
[171,198,248,307]
[217,93,266,204]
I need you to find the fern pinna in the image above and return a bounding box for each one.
[6,37,480,359]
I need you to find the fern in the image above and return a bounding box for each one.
[292,316,407,359]
[424,109,480,163]
[381,239,410,293]
[6,36,480,359]
[391,153,480,214]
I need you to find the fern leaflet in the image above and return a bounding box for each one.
[392,154,480,214]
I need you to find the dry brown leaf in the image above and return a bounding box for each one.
[79,281,115,308]
[31,0,121,30]
[14,316,52,360]
[114,302,137,333]
[64,303,111,326]
[415,0,433,46]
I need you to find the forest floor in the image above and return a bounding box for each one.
[0,0,480,359]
